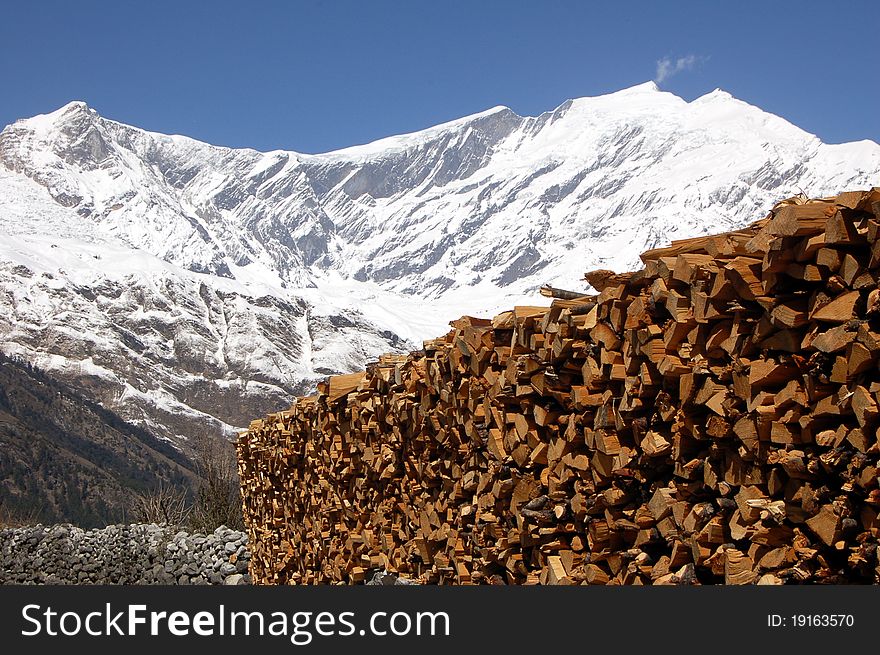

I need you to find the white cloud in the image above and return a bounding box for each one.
[655,54,705,83]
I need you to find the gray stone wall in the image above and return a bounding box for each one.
[0,524,251,585]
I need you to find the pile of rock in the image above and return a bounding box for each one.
[0,523,251,585]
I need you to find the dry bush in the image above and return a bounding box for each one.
[0,498,43,528]
[131,483,191,527]
[189,434,244,532]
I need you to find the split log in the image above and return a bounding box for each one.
[237,189,880,586]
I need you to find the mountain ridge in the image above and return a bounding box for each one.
[24,80,874,157]
[1,83,878,443]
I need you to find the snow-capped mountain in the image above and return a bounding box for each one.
[1,81,878,443]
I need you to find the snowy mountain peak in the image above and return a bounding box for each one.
[55,99,93,116]
[322,103,519,160]
[616,80,661,93]
[7,100,97,139]
[695,87,734,101]
[21,99,91,121]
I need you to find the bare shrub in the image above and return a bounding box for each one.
[132,483,191,527]
[189,435,243,532]
[0,498,42,528]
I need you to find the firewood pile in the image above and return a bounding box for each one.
[237,189,880,585]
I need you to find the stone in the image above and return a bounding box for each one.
[0,524,252,586]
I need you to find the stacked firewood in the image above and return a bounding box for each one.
[237,189,880,585]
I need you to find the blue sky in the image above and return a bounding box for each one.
[1,0,878,153]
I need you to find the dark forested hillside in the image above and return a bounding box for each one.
[0,352,195,527]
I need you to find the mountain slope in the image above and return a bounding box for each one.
[0,351,195,526]
[1,83,878,442]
